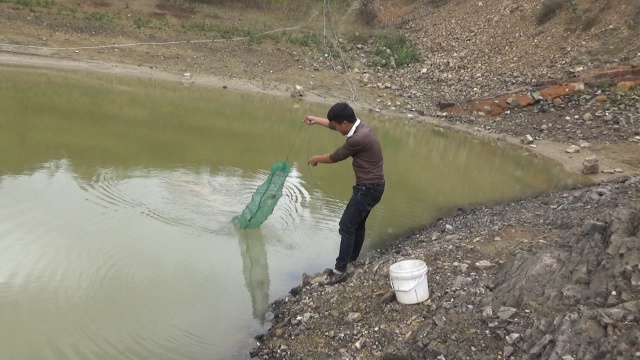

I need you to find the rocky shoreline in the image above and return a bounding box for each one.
[251,175,640,359]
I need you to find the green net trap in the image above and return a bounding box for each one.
[233,161,291,229]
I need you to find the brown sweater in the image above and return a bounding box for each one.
[330,121,384,185]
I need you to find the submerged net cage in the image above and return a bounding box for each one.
[233,161,291,229]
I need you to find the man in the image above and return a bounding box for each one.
[304,102,385,279]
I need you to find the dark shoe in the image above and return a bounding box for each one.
[324,269,349,286]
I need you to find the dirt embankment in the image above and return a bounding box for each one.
[1,0,639,359]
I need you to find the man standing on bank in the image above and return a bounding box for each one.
[304,102,385,278]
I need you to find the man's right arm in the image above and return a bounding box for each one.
[303,116,336,130]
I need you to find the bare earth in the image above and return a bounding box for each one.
[1,1,639,359]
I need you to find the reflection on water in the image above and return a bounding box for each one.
[237,229,270,324]
[0,66,591,359]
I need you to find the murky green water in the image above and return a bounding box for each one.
[0,65,589,359]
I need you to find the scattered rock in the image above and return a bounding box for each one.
[582,155,599,174]
[520,134,534,145]
[252,176,640,359]
[475,260,493,269]
[290,85,305,97]
[565,145,581,153]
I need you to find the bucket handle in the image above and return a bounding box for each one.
[390,273,426,292]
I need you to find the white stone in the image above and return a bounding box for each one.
[291,85,305,97]
[565,145,581,153]
[475,260,493,269]
[521,134,534,144]
[506,333,521,344]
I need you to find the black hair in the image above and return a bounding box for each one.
[326,102,357,124]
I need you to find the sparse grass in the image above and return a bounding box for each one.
[537,0,565,25]
[245,29,281,45]
[92,0,110,7]
[428,0,449,8]
[133,15,170,30]
[323,41,341,60]
[185,0,327,19]
[180,20,245,39]
[56,4,78,15]
[375,33,420,68]
[156,0,196,18]
[86,11,110,22]
[180,19,215,33]
[178,19,283,43]
[287,31,321,48]
[15,0,33,7]
[133,16,152,29]
[12,0,53,9]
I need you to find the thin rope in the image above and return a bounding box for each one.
[244,119,304,227]
[285,121,305,163]
[304,125,330,224]
[0,12,319,51]
[322,0,358,103]
[1,4,359,103]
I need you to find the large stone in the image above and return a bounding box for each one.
[581,220,606,235]
[497,306,517,320]
[539,83,585,100]
[290,85,305,97]
[521,134,534,145]
[360,73,374,84]
[616,81,636,91]
[582,155,599,174]
[565,145,581,153]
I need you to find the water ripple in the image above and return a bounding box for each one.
[78,168,230,234]
[275,167,310,229]
[79,168,145,210]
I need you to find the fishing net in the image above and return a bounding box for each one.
[233,161,291,229]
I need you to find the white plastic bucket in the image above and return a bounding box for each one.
[389,259,429,304]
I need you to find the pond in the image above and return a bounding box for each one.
[0,66,588,359]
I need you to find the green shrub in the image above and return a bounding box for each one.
[86,11,109,22]
[375,34,420,68]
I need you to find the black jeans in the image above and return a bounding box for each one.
[335,181,385,272]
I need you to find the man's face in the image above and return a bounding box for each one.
[330,120,350,135]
